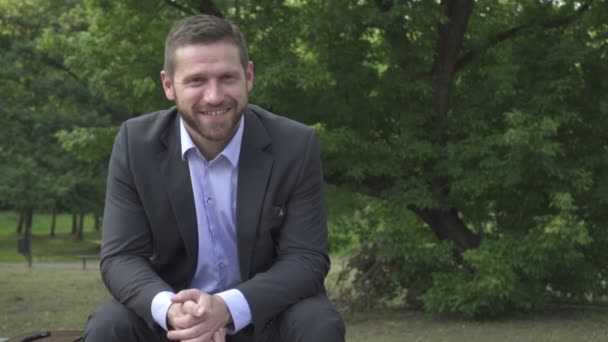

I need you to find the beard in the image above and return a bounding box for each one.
[177,100,246,145]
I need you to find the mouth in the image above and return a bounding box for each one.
[201,108,230,116]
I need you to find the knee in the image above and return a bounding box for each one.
[83,300,149,342]
[278,295,345,342]
[305,310,345,341]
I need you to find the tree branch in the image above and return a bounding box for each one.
[41,55,84,86]
[454,3,590,72]
[12,41,86,87]
[431,0,474,120]
[199,0,223,17]
[164,0,223,17]
[164,0,196,15]
[374,0,393,12]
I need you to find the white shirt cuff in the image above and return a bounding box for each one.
[151,290,176,331]
[215,289,252,333]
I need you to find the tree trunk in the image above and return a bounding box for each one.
[27,209,33,235]
[24,207,33,267]
[411,207,480,252]
[94,214,100,231]
[50,207,57,237]
[16,209,25,234]
[417,0,480,251]
[72,213,77,234]
[24,208,33,235]
[77,212,85,240]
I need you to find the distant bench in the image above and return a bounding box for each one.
[76,254,99,270]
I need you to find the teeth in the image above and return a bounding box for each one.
[204,109,229,116]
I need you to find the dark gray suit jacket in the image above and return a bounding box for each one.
[100,104,330,337]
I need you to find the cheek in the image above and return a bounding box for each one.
[227,85,249,100]
[177,89,202,105]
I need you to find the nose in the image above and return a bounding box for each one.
[203,80,224,106]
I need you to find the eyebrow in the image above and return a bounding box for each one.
[181,74,206,84]
[180,69,241,84]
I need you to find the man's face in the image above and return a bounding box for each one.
[161,42,253,151]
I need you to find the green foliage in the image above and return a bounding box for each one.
[0,0,111,214]
[4,0,608,319]
[334,200,453,310]
[56,127,118,163]
[323,0,608,317]
[324,184,369,253]
[423,215,598,319]
[338,196,606,318]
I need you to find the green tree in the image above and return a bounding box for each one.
[281,0,608,317]
[0,0,110,237]
[14,0,607,317]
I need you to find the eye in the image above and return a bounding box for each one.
[184,77,206,86]
[221,74,237,82]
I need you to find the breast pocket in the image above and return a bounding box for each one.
[259,204,286,233]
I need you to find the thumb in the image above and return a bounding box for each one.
[194,293,211,317]
[171,289,202,303]
[180,299,206,318]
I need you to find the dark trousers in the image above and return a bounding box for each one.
[83,294,345,342]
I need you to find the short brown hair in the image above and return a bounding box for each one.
[163,15,249,77]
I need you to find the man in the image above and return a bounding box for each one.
[84,14,345,342]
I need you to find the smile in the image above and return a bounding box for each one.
[202,108,230,116]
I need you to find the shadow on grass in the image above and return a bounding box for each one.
[0,232,101,262]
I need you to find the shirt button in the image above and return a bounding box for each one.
[207,197,215,205]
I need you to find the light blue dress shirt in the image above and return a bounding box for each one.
[151,115,252,333]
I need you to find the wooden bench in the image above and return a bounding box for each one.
[7,330,82,341]
[76,254,99,270]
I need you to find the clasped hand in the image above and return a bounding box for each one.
[166,289,230,342]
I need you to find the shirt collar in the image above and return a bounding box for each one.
[180,114,244,167]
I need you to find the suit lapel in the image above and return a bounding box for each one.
[236,109,273,280]
[157,111,198,271]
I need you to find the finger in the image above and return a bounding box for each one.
[171,289,203,303]
[166,324,213,341]
[167,303,193,330]
[172,313,204,330]
[181,337,213,342]
[181,299,206,318]
[212,328,226,342]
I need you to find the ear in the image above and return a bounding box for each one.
[246,61,254,92]
[160,70,176,101]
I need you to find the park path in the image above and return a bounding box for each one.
[0,261,99,269]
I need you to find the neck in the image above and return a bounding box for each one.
[192,134,225,161]
[184,124,236,161]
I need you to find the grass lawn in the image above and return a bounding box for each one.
[1,263,607,341]
[2,210,607,340]
[0,211,101,262]
[346,307,608,342]
[0,264,107,337]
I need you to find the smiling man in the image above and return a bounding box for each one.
[83,14,345,342]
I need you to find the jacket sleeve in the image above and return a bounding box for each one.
[236,129,330,334]
[100,122,174,329]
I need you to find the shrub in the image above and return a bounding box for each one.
[336,199,608,318]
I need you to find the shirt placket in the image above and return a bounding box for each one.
[202,160,227,289]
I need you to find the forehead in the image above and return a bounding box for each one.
[172,42,242,77]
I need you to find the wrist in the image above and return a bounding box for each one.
[166,302,180,330]
[213,295,232,326]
